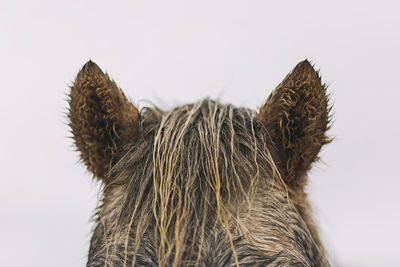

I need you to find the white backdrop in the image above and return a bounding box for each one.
[1,1,399,266]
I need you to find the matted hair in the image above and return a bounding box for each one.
[69,60,331,266]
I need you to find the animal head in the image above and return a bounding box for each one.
[69,60,331,266]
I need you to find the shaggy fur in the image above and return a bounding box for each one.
[69,61,140,181]
[258,61,331,192]
[68,60,331,266]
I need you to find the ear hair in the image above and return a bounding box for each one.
[68,61,140,182]
[258,60,331,190]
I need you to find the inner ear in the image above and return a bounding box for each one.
[258,60,331,190]
[68,61,140,182]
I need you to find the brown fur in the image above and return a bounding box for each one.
[69,61,140,181]
[68,60,332,266]
[258,61,331,191]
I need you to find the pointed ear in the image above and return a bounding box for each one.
[68,61,140,182]
[258,60,331,189]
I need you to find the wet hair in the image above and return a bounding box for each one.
[69,60,331,266]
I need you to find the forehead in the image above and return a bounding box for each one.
[110,98,280,199]
[90,186,314,266]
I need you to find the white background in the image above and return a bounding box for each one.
[1,1,399,266]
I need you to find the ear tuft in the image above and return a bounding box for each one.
[68,61,140,182]
[258,60,331,189]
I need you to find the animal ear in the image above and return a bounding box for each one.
[258,60,331,190]
[68,61,140,182]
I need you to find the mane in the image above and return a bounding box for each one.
[99,99,283,266]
